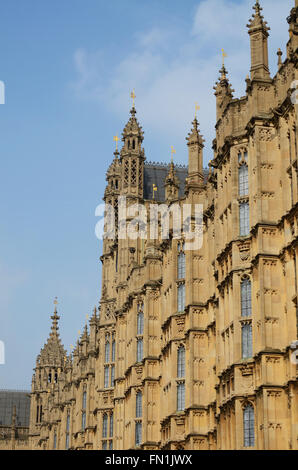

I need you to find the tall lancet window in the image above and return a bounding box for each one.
[177,346,185,378]
[136,392,142,418]
[177,242,186,279]
[81,390,87,431]
[243,404,255,447]
[65,413,70,450]
[105,336,110,363]
[136,302,144,363]
[177,242,186,312]
[177,382,185,411]
[242,323,253,359]
[238,150,250,236]
[238,151,249,196]
[241,278,252,317]
[239,202,250,236]
[177,284,185,312]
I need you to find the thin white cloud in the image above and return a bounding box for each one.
[71,0,293,164]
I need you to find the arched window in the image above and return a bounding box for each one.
[54,372,58,384]
[241,278,252,317]
[53,432,57,450]
[105,341,110,363]
[177,346,185,378]
[136,392,142,418]
[243,404,255,447]
[133,139,136,149]
[102,414,108,438]
[48,373,52,384]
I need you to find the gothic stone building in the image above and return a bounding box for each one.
[29,1,298,451]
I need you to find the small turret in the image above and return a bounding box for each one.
[120,93,145,199]
[247,0,271,81]
[214,65,234,121]
[186,116,205,188]
[165,160,180,201]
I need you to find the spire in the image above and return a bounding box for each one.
[214,65,234,121]
[120,95,145,199]
[247,1,271,80]
[247,1,269,32]
[81,323,89,343]
[90,306,97,325]
[165,159,180,201]
[37,300,67,367]
[121,106,144,148]
[186,116,205,188]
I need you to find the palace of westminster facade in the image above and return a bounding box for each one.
[22,0,298,451]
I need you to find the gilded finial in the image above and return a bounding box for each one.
[113,135,119,151]
[195,103,200,118]
[54,297,58,305]
[171,146,176,164]
[130,89,136,107]
[221,49,227,67]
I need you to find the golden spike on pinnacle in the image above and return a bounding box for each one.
[113,135,119,151]
[195,103,200,118]
[221,49,227,66]
[78,330,81,336]
[130,89,136,107]
[54,297,58,305]
[171,146,176,164]
[70,344,74,350]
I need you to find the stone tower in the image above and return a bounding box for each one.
[29,304,67,449]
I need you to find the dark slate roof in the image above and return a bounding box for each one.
[144,163,188,202]
[143,163,209,201]
[0,390,30,427]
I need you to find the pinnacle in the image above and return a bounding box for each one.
[186,116,205,147]
[37,304,67,367]
[122,105,144,142]
[247,0,270,33]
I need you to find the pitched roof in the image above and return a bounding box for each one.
[144,163,208,202]
[0,390,30,427]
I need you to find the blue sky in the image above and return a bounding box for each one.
[0,0,293,389]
